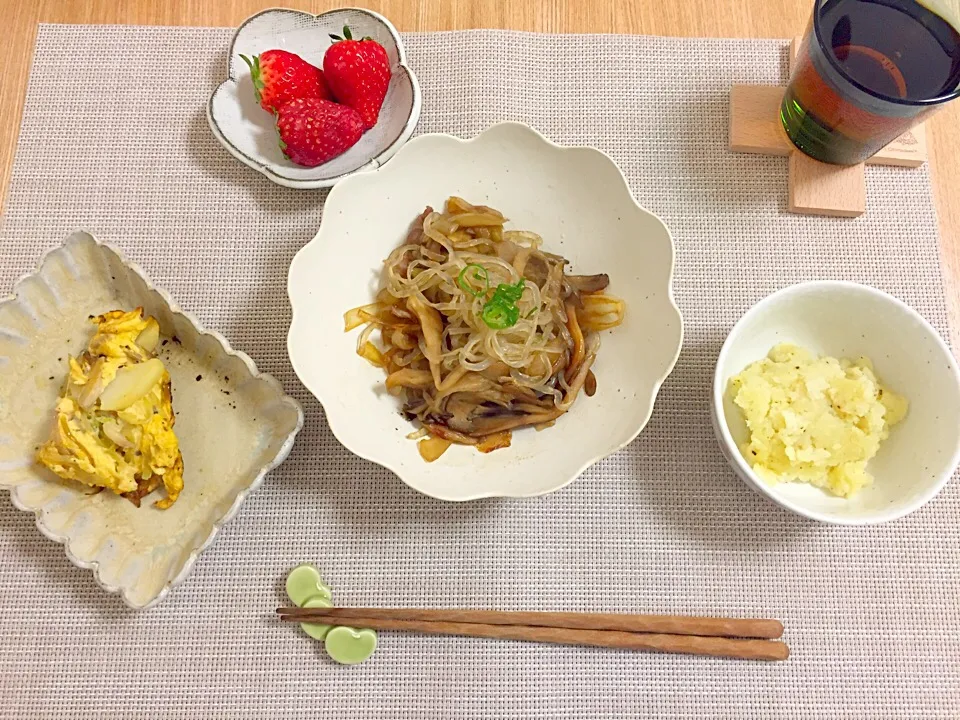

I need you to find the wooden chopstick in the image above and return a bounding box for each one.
[277,612,789,661]
[276,607,783,640]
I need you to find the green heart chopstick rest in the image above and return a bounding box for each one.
[286,564,332,606]
[284,564,378,665]
[324,626,378,665]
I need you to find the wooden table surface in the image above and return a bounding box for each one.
[4,0,959,339]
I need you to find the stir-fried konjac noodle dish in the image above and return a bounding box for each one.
[345,197,626,462]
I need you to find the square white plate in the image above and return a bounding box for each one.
[0,232,303,608]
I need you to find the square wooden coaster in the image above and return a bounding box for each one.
[728,38,926,217]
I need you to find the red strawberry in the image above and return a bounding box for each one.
[275,98,364,167]
[240,50,331,113]
[323,26,391,129]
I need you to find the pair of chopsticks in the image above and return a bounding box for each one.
[277,607,789,661]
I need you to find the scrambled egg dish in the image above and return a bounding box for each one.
[730,343,908,498]
[36,308,183,509]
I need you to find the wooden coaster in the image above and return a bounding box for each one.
[728,38,927,217]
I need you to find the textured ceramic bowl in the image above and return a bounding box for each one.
[712,281,960,525]
[208,7,421,188]
[288,122,683,501]
[0,233,304,607]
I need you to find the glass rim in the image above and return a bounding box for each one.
[812,0,960,107]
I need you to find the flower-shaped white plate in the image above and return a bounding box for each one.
[0,233,304,608]
[287,122,683,501]
[208,7,422,189]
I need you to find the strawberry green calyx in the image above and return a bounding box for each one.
[239,54,265,104]
[328,25,352,42]
[328,25,373,43]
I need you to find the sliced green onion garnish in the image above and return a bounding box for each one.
[495,279,526,304]
[481,279,527,329]
[481,302,519,329]
[457,264,489,297]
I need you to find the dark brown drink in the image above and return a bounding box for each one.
[782,0,960,165]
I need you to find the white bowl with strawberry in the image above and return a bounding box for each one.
[208,7,421,188]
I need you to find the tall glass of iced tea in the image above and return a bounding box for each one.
[781,0,960,165]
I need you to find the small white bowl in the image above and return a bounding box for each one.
[208,7,421,189]
[288,122,683,501]
[0,233,304,607]
[712,281,960,525]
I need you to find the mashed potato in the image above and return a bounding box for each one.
[729,343,908,498]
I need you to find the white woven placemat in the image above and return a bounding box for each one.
[0,24,957,719]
